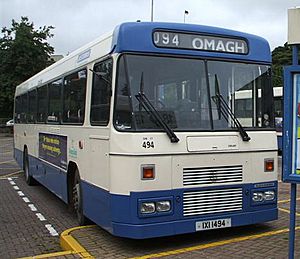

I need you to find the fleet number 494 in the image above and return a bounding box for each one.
[142,141,154,148]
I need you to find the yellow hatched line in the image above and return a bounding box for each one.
[0,140,13,144]
[130,227,300,259]
[278,197,300,204]
[279,207,300,217]
[0,167,20,170]
[0,160,15,165]
[0,143,13,148]
[0,151,13,154]
[17,250,78,259]
[0,170,23,179]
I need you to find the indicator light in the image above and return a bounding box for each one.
[141,165,155,180]
[264,159,274,172]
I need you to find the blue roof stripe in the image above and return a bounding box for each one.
[111,22,271,63]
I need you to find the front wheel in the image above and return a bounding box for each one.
[72,170,87,225]
[23,148,35,186]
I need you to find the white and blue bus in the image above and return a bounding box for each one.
[14,22,278,239]
[234,87,283,152]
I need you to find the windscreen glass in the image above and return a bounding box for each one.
[114,54,273,131]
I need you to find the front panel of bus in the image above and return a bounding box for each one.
[101,25,278,238]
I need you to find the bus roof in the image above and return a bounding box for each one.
[15,22,271,96]
[113,22,271,63]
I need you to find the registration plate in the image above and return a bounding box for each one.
[196,218,231,231]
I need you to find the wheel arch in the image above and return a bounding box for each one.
[22,144,28,169]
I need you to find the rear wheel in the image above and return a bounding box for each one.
[23,148,35,186]
[72,169,87,225]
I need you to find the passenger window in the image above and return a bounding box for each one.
[48,79,62,123]
[14,96,21,123]
[20,94,28,123]
[63,69,87,124]
[90,59,112,126]
[37,85,48,123]
[28,90,37,123]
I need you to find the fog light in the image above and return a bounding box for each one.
[264,190,275,201]
[156,201,171,212]
[140,202,155,214]
[253,192,264,202]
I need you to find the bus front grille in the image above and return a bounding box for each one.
[183,188,243,217]
[183,165,243,186]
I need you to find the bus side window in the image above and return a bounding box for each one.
[28,89,37,123]
[19,94,28,124]
[63,69,87,124]
[37,85,48,123]
[14,96,21,123]
[114,56,132,130]
[48,79,62,123]
[90,59,112,126]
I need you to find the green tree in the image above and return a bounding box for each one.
[0,17,54,118]
[271,42,300,88]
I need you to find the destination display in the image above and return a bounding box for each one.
[153,31,248,54]
[39,133,67,170]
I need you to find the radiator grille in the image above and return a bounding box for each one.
[183,165,243,186]
[183,188,243,217]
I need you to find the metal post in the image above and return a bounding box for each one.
[289,45,299,259]
[289,183,297,259]
[184,10,189,23]
[293,45,299,65]
[151,0,154,22]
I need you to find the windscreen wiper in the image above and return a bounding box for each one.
[212,75,251,142]
[135,73,179,143]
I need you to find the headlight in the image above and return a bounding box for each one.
[252,190,276,203]
[264,191,275,201]
[140,202,155,214]
[252,192,264,202]
[156,201,171,212]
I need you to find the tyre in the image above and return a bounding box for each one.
[23,148,35,186]
[72,169,87,225]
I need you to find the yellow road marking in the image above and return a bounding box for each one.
[130,226,300,259]
[0,140,13,143]
[17,250,78,259]
[0,160,15,165]
[0,170,23,179]
[0,167,20,170]
[278,197,300,204]
[0,143,13,147]
[0,151,13,154]
[60,225,96,258]
[279,207,300,217]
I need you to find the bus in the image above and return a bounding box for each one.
[234,87,283,152]
[273,87,283,152]
[14,22,278,239]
